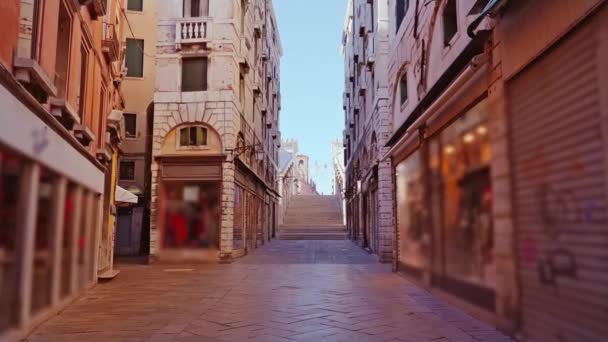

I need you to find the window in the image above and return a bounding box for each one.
[124,113,137,138]
[240,73,245,111]
[443,0,458,46]
[120,161,135,180]
[183,0,209,17]
[125,39,144,77]
[400,73,408,105]
[55,1,71,96]
[241,0,246,34]
[179,127,208,146]
[181,57,208,91]
[78,44,89,121]
[97,87,106,148]
[395,0,409,33]
[31,0,43,60]
[127,0,143,11]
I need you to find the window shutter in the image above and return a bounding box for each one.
[126,39,144,77]
[182,58,208,92]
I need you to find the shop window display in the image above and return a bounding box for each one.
[0,148,24,332]
[32,168,58,315]
[162,183,220,249]
[438,105,495,289]
[396,150,427,270]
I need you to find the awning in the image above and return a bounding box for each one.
[115,185,138,204]
[467,0,506,38]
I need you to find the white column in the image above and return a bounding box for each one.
[69,187,83,294]
[18,163,40,327]
[81,191,94,287]
[92,195,103,281]
[51,177,67,306]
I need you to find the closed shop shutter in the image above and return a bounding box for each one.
[508,8,608,342]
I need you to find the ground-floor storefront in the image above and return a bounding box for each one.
[150,153,277,262]
[394,98,497,311]
[0,80,108,340]
[504,5,608,341]
[233,161,275,258]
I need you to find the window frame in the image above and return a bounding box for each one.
[442,0,458,47]
[177,126,210,149]
[400,72,409,107]
[127,0,143,12]
[125,38,144,78]
[181,57,208,92]
[123,113,137,139]
[395,0,409,34]
[119,160,136,181]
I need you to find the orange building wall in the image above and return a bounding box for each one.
[0,0,20,71]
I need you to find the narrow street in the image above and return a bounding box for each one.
[27,240,512,342]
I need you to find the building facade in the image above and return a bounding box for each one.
[0,0,125,339]
[381,0,608,340]
[115,0,159,258]
[342,0,395,262]
[151,0,282,262]
[277,139,317,225]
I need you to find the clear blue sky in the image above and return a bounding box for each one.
[274,0,346,195]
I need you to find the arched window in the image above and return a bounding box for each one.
[179,126,208,146]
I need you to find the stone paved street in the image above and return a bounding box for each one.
[26,241,513,342]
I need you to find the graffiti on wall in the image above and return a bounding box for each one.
[521,148,593,287]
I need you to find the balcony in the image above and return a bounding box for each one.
[80,0,107,20]
[175,17,212,49]
[102,23,120,62]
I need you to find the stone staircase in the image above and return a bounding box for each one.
[279,195,347,240]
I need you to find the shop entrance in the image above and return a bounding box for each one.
[160,181,221,250]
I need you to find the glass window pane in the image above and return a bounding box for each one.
[127,0,143,11]
[443,0,458,46]
[124,113,137,138]
[181,58,207,92]
[196,127,207,145]
[0,148,24,331]
[125,39,144,77]
[396,150,426,270]
[32,169,58,315]
[440,105,494,289]
[180,128,189,146]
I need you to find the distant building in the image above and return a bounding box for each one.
[342,0,394,262]
[277,138,318,224]
[115,0,159,258]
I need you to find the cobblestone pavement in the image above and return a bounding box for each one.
[27,241,513,342]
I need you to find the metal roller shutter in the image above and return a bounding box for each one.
[508,8,608,342]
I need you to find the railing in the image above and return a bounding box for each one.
[175,17,212,46]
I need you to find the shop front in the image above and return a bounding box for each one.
[156,157,223,261]
[393,98,497,312]
[233,162,268,258]
[0,81,105,340]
